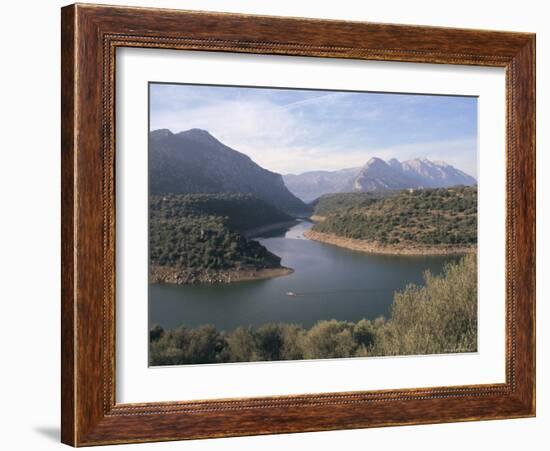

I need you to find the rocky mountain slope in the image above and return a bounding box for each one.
[282,167,359,203]
[150,128,309,215]
[284,157,476,201]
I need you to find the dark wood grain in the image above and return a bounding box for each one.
[61,3,536,446]
[60,5,76,446]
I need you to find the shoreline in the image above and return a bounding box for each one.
[150,265,294,285]
[244,220,299,238]
[304,230,476,256]
[309,214,326,222]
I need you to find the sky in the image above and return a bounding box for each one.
[149,83,478,177]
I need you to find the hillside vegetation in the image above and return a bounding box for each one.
[150,255,477,364]
[311,192,393,217]
[150,193,293,233]
[312,186,477,247]
[149,194,293,283]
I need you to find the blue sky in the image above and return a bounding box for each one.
[150,83,478,177]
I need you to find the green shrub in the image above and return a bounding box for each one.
[313,186,477,246]
[372,254,477,356]
[227,327,259,362]
[149,193,292,272]
[301,320,356,359]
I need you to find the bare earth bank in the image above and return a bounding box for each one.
[150,265,294,285]
[309,215,326,222]
[304,230,476,256]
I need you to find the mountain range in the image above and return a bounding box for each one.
[284,157,477,202]
[150,128,476,210]
[149,128,309,215]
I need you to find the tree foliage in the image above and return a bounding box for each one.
[150,193,292,233]
[149,193,290,271]
[311,192,392,216]
[313,186,477,246]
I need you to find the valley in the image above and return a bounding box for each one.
[146,82,479,364]
[148,129,478,286]
[149,193,295,284]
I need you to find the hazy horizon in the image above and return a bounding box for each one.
[151,125,477,179]
[150,83,478,177]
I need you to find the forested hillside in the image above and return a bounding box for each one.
[149,194,294,284]
[311,186,477,248]
[311,192,393,217]
[150,193,293,233]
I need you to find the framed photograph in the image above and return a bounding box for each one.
[61,4,535,446]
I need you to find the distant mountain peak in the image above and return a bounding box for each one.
[388,158,401,169]
[283,156,477,201]
[366,156,384,163]
[176,128,221,144]
[179,128,211,136]
[364,157,387,168]
[150,128,174,138]
[406,157,430,165]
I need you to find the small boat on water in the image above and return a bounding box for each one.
[286,291,297,297]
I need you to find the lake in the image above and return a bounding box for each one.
[149,220,458,331]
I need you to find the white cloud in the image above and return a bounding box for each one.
[282,92,354,110]
[264,138,477,177]
[150,87,477,177]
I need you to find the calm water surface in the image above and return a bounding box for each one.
[149,221,457,331]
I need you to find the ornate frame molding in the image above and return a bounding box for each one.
[62,4,535,446]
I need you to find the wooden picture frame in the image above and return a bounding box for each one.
[61,3,535,446]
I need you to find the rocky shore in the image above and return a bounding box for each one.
[304,230,476,256]
[309,215,326,222]
[150,265,293,285]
